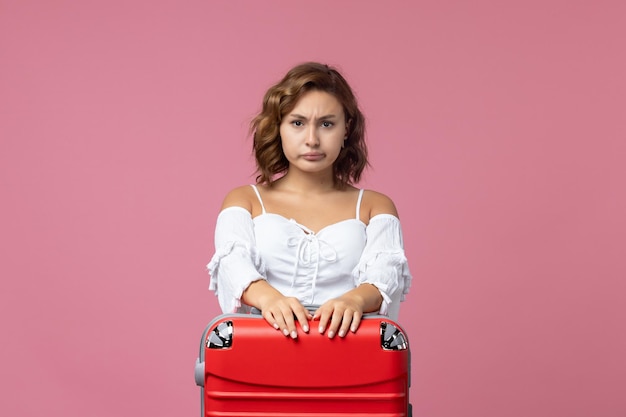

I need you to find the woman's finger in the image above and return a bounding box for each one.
[315,307,332,335]
[273,303,299,339]
[327,308,346,339]
[293,307,311,333]
[350,310,362,333]
[337,308,355,338]
[271,309,292,337]
[263,310,280,331]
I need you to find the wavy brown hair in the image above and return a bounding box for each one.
[250,62,368,187]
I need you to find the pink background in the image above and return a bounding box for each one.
[2,1,625,416]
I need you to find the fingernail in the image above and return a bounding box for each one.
[283,329,289,336]
[351,325,357,333]
[328,330,335,338]
[319,325,325,333]
[291,330,298,339]
[338,330,345,337]
[273,323,279,329]
[303,324,309,332]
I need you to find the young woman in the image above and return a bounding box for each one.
[208,62,411,340]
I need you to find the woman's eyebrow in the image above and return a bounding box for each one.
[287,113,338,120]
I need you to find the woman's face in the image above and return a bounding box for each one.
[279,90,348,177]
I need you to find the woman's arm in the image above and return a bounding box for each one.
[313,190,405,338]
[219,186,312,338]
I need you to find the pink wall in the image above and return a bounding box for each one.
[2,1,624,416]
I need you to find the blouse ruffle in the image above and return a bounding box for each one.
[351,214,412,318]
[207,207,266,313]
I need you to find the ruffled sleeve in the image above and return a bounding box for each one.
[352,214,412,320]
[207,207,266,313]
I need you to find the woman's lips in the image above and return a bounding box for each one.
[302,153,324,161]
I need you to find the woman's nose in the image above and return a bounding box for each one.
[305,126,320,147]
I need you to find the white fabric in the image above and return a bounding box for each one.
[207,207,267,314]
[207,188,412,320]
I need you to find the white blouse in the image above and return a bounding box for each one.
[207,187,412,320]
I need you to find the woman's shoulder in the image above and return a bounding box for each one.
[220,184,258,212]
[362,189,399,219]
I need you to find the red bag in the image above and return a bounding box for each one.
[195,312,412,416]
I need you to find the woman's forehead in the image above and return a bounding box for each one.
[286,90,344,117]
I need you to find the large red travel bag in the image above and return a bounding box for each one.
[194,311,412,416]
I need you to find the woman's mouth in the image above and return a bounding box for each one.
[302,153,324,161]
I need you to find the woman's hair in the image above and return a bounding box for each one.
[250,62,368,187]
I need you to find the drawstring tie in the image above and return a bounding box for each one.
[287,226,337,304]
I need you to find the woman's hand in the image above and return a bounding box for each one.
[313,283,383,338]
[259,295,312,339]
[313,295,364,338]
[242,280,312,339]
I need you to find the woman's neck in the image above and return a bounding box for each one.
[273,170,338,194]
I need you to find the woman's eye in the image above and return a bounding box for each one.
[321,121,334,128]
[292,120,303,127]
